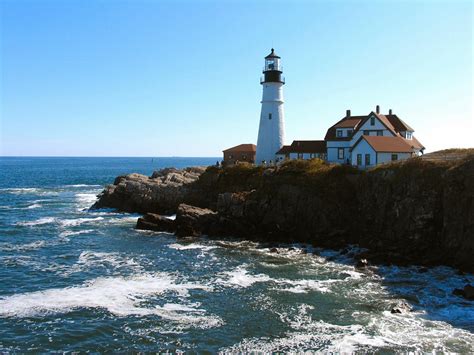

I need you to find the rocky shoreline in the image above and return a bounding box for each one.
[91,149,474,275]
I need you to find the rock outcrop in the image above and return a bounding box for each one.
[93,150,474,272]
[175,204,218,238]
[91,167,205,214]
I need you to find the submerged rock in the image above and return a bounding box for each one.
[355,258,369,269]
[391,301,413,314]
[136,213,176,233]
[452,284,474,300]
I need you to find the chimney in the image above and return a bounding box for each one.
[389,109,393,115]
[346,109,351,117]
[376,105,380,114]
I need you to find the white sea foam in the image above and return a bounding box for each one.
[168,243,216,251]
[0,273,218,325]
[26,203,42,209]
[64,184,102,188]
[16,217,57,226]
[216,265,272,288]
[0,240,47,252]
[58,229,95,238]
[65,251,144,275]
[58,217,104,227]
[75,193,98,204]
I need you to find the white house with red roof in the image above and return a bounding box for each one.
[324,105,424,168]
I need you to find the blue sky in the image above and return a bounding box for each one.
[1,0,472,156]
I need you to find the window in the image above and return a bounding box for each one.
[347,130,353,137]
[338,148,344,160]
[357,154,362,166]
[337,130,343,137]
[310,153,315,158]
[242,154,247,160]
[365,154,371,165]
[406,132,412,139]
[268,113,272,120]
[370,117,375,126]
[377,130,383,136]
[363,130,370,135]
[391,154,398,161]
[229,154,233,159]
[297,153,303,159]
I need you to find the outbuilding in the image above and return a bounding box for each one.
[222,144,256,166]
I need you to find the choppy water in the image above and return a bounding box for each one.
[0,157,473,352]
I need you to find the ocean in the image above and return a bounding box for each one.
[0,157,473,352]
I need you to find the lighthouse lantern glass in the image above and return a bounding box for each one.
[265,58,280,71]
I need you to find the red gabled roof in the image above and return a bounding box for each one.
[324,116,365,140]
[353,136,415,153]
[223,144,256,153]
[326,111,417,142]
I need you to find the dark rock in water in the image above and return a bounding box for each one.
[288,247,295,251]
[418,267,429,273]
[453,284,474,300]
[355,258,369,269]
[136,213,176,233]
[391,301,412,314]
[175,203,218,238]
[269,247,279,253]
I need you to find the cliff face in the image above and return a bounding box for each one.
[92,150,474,271]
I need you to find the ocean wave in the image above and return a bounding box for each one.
[168,243,216,251]
[16,217,57,227]
[223,302,474,353]
[0,188,58,196]
[75,193,98,205]
[58,229,95,238]
[0,240,47,252]
[63,184,102,188]
[58,217,104,227]
[216,265,272,288]
[0,273,218,326]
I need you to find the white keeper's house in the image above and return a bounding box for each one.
[223,49,425,168]
[324,105,424,168]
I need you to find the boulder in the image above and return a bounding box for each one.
[391,301,412,314]
[136,213,176,233]
[453,284,474,300]
[355,258,369,269]
[175,204,218,238]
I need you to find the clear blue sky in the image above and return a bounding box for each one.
[1,0,472,156]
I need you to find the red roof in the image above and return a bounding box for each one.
[276,145,292,154]
[326,111,417,142]
[354,136,415,153]
[223,144,256,153]
[276,140,326,154]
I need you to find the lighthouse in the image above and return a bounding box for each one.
[256,48,286,165]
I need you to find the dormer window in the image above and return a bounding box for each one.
[337,130,343,137]
[406,132,412,139]
[347,129,353,137]
[370,117,375,126]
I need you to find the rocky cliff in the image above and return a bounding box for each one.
[92,150,474,272]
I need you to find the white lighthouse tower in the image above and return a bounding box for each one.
[256,48,285,165]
